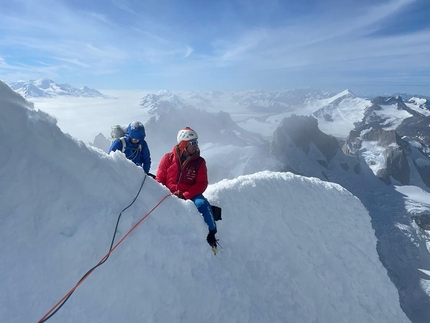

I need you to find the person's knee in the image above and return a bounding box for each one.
[194,199,204,208]
[192,195,206,208]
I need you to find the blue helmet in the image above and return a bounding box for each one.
[126,121,146,141]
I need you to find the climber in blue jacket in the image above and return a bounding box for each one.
[109,121,151,174]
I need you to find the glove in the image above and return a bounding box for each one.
[206,228,218,248]
[173,190,185,199]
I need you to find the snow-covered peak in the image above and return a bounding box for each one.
[336,88,356,98]
[139,90,186,115]
[355,97,413,132]
[317,89,357,106]
[409,97,427,106]
[34,78,56,89]
[406,97,430,116]
[156,89,176,97]
[8,79,110,98]
[307,90,370,138]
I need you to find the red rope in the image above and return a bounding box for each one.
[37,193,172,323]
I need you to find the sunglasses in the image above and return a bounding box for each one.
[188,140,198,146]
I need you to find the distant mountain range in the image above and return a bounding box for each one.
[139,88,336,114]
[139,88,430,118]
[137,88,430,189]
[8,78,112,98]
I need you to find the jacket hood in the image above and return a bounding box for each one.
[126,121,146,141]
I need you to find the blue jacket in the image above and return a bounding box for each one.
[109,122,151,173]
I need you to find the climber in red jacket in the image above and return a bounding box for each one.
[156,127,217,248]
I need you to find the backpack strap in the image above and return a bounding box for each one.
[120,137,126,153]
[120,137,142,153]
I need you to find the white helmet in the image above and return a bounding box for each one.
[177,127,198,143]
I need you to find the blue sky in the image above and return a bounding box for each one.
[1,0,430,95]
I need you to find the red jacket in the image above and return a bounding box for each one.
[156,146,208,199]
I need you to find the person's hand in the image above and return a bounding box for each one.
[206,229,218,248]
[173,190,185,199]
